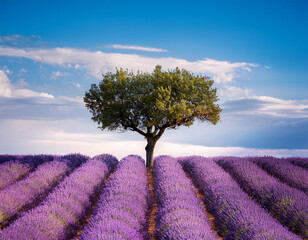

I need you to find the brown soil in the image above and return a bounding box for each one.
[184,171,223,240]
[147,168,157,240]
[71,171,114,239]
[0,173,69,231]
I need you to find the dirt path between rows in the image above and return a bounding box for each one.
[184,170,223,240]
[71,170,114,239]
[147,168,157,240]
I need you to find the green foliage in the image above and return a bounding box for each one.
[84,65,221,139]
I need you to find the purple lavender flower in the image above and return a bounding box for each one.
[79,155,150,240]
[0,155,55,190]
[0,161,31,190]
[288,157,308,169]
[0,154,117,240]
[0,158,71,225]
[182,156,301,240]
[0,155,20,164]
[153,156,216,240]
[253,156,308,193]
[217,157,307,238]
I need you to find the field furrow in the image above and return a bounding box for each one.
[0,155,54,190]
[147,168,158,240]
[289,157,308,169]
[0,155,21,165]
[0,161,32,190]
[72,155,117,239]
[253,157,308,193]
[0,154,306,239]
[153,156,217,239]
[0,154,117,240]
[79,155,151,240]
[182,156,301,240]
[218,158,308,238]
[0,154,86,229]
[183,168,222,240]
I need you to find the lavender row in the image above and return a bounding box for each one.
[0,155,54,190]
[0,155,85,226]
[252,157,308,193]
[218,158,308,238]
[153,156,216,239]
[0,161,32,190]
[18,155,54,168]
[0,154,117,240]
[288,157,308,169]
[80,155,150,240]
[0,155,21,164]
[181,156,300,240]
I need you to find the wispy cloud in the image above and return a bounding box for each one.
[0,34,26,43]
[109,44,168,52]
[0,70,84,121]
[0,70,53,98]
[1,119,307,157]
[223,96,308,118]
[0,34,42,47]
[219,86,251,98]
[0,46,257,83]
[50,71,70,79]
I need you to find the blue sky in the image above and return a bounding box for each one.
[0,0,307,158]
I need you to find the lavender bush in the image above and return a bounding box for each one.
[0,153,306,239]
[60,153,88,168]
[0,155,20,164]
[218,158,308,238]
[0,154,117,240]
[153,156,216,240]
[92,154,118,171]
[252,157,308,193]
[0,155,54,191]
[288,157,308,169]
[79,155,150,240]
[181,156,301,240]
[0,161,31,190]
[0,157,74,226]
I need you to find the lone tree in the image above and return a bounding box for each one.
[84,65,221,168]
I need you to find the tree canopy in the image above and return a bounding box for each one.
[84,65,221,167]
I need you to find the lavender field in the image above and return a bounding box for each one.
[0,154,307,240]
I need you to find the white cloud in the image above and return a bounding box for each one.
[0,70,13,97]
[0,46,257,83]
[219,86,251,98]
[109,44,168,52]
[50,71,70,79]
[1,119,307,158]
[15,79,29,88]
[223,96,308,118]
[13,89,54,98]
[0,70,53,98]
[0,34,42,47]
[156,142,308,158]
[0,34,25,43]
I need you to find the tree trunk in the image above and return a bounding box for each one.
[145,137,156,168]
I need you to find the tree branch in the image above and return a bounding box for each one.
[127,119,147,137]
[154,126,167,141]
[153,126,159,135]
